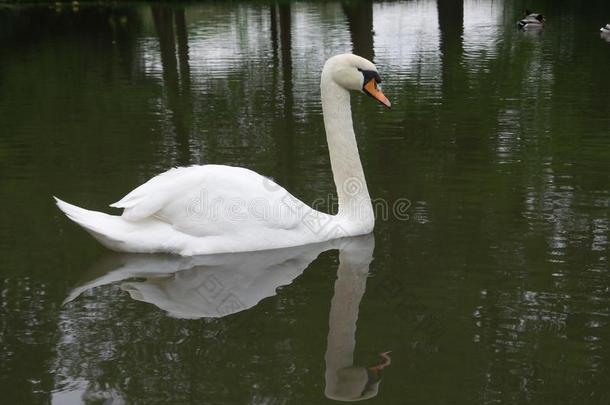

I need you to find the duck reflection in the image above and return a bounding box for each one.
[65,234,389,400]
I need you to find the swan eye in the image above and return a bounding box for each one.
[358,68,382,90]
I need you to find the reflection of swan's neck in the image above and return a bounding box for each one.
[324,238,375,401]
[321,74,373,225]
[325,249,369,369]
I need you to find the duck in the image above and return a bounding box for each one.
[55,54,391,256]
[601,24,610,33]
[518,10,545,29]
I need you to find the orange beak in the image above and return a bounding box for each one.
[364,79,391,109]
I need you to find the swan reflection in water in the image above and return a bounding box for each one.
[65,234,390,401]
[325,235,391,401]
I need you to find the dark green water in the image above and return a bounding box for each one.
[1,0,610,404]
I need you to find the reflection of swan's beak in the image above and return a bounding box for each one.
[368,351,392,377]
[364,79,391,109]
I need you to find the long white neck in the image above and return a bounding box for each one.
[321,73,374,228]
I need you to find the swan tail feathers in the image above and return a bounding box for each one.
[54,197,127,249]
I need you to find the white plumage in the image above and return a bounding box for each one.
[55,165,331,255]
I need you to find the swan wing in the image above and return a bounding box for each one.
[111,165,312,237]
[110,166,206,220]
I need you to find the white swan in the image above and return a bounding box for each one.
[55,54,390,256]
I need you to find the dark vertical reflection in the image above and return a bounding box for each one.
[270,4,279,63]
[342,0,375,62]
[151,5,192,165]
[435,0,488,312]
[174,9,191,94]
[437,0,477,152]
[437,0,464,97]
[276,4,295,187]
[269,4,280,111]
[151,6,178,86]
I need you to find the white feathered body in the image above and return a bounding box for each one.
[56,165,363,255]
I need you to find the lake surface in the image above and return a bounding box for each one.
[1,0,609,403]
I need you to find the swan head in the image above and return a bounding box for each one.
[322,53,391,108]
